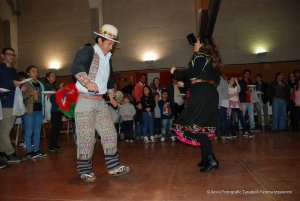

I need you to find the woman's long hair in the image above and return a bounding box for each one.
[202,38,223,70]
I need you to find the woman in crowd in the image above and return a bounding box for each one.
[22,65,46,159]
[151,77,162,98]
[170,37,221,172]
[141,86,155,143]
[44,71,64,151]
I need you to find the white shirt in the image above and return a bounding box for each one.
[229,86,239,102]
[76,44,112,94]
[174,85,184,105]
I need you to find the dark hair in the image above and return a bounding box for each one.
[1,47,15,54]
[123,94,133,102]
[243,69,251,74]
[228,77,237,87]
[26,65,37,73]
[201,38,222,70]
[161,89,168,94]
[95,36,107,43]
[45,71,55,84]
[151,77,161,91]
[17,71,27,81]
[153,92,160,97]
[276,72,283,79]
[256,74,262,78]
[142,86,153,97]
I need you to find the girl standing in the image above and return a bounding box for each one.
[228,77,251,137]
[22,66,46,159]
[141,86,155,143]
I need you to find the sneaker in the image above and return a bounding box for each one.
[242,131,249,137]
[231,133,238,138]
[171,136,176,142]
[0,159,7,169]
[250,128,261,133]
[80,172,96,183]
[6,153,21,163]
[144,136,150,143]
[48,147,56,152]
[125,140,130,142]
[161,137,165,142]
[30,152,39,159]
[248,133,255,138]
[54,145,62,150]
[225,134,232,139]
[150,136,155,142]
[35,151,47,158]
[129,140,134,143]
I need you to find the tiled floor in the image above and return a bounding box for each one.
[0,131,299,201]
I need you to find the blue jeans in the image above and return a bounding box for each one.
[239,103,255,129]
[272,98,287,130]
[142,112,154,137]
[161,118,173,138]
[218,107,227,136]
[230,108,248,133]
[23,111,43,153]
[135,123,143,139]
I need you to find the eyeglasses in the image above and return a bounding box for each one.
[5,53,17,57]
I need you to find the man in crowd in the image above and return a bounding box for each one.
[133,74,146,102]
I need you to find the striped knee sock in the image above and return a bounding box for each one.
[105,152,120,171]
[77,158,92,175]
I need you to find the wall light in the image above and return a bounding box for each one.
[49,60,61,69]
[255,47,267,54]
[143,52,157,61]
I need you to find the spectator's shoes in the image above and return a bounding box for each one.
[150,136,155,143]
[171,136,176,142]
[144,136,150,143]
[54,145,63,150]
[6,153,21,163]
[0,159,7,169]
[35,151,47,158]
[161,137,165,142]
[250,128,261,133]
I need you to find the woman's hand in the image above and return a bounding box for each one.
[234,77,239,83]
[170,66,176,74]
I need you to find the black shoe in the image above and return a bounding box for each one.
[34,151,47,158]
[200,154,219,172]
[29,152,39,159]
[231,133,237,138]
[54,145,62,150]
[0,159,7,169]
[6,153,21,163]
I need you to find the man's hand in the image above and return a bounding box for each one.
[177,81,184,88]
[13,80,21,87]
[170,66,176,74]
[85,81,98,93]
[108,92,118,107]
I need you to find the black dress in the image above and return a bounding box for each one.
[173,53,220,146]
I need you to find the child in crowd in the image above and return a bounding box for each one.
[134,102,143,140]
[141,86,155,143]
[153,92,161,139]
[22,65,47,159]
[119,95,136,142]
[228,77,252,138]
[158,89,175,142]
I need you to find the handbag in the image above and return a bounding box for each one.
[12,87,26,116]
[44,96,52,121]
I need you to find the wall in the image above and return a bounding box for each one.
[17,0,91,76]
[102,0,196,71]
[214,0,300,65]
[0,0,18,66]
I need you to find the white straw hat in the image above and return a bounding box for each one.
[94,24,120,43]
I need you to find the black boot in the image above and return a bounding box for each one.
[200,154,219,172]
[197,149,206,167]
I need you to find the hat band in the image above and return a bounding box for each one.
[100,30,117,39]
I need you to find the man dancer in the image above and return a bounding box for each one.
[71,24,130,182]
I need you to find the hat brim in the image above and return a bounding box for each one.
[94,32,120,43]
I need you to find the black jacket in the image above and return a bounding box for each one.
[238,79,254,103]
[256,82,269,103]
[267,80,290,104]
[71,45,114,90]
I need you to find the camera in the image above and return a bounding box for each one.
[186,33,197,46]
